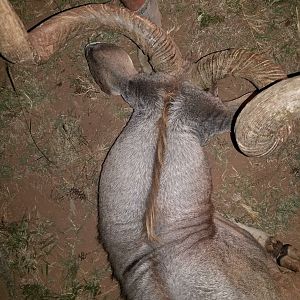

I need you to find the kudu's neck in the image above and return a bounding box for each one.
[154,130,215,244]
[145,87,215,243]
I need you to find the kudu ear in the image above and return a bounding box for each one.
[85,43,138,96]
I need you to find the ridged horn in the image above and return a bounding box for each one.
[0,2,184,76]
[194,49,287,90]
[0,0,36,62]
[234,75,300,157]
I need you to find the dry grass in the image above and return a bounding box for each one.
[210,123,300,234]
[0,211,109,299]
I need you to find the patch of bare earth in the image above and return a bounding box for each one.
[0,0,299,299]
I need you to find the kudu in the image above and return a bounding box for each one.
[1,0,300,299]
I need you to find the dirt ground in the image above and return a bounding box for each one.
[0,0,299,299]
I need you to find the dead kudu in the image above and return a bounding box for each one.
[1,0,300,299]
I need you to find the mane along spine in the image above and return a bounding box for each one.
[145,89,175,241]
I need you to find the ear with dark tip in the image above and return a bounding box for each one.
[85,43,138,96]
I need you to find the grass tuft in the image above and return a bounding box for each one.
[0,215,104,299]
[197,9,225,28]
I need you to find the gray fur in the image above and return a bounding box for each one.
[86,44,281,299]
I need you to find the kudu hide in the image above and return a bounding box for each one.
[1,0,300,299]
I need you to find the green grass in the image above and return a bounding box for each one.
[0,216,55,298]
[281,43,297,57]
[21,274,102,299]
[0,88,22,127]
[212,138,300,234]
[252,195,300,233]
[225,0,242,13]
[216,179,300,234]
[9,0,35,22]
[0,69,47,126]
[9,0,26,11]
[0,165,13,179]
[0,215,105,299]
[21,284,53,300]
[276,196,300,226]
[263,0,299,6]
[1,217,55,273]
[51,114,89,166]
[63,255,102,299]
[197,9,225,28]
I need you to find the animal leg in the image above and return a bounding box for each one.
[234,220,300,272]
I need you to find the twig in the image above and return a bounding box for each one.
[296,7,300,40]
[14,87,54,165]
[27,119,54,164]
[7,67,53,164]
[6,65,16,91]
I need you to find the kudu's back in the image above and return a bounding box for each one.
[96,73,280,299]
[85,43,281,299]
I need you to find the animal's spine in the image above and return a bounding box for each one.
[145,89,175,241]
